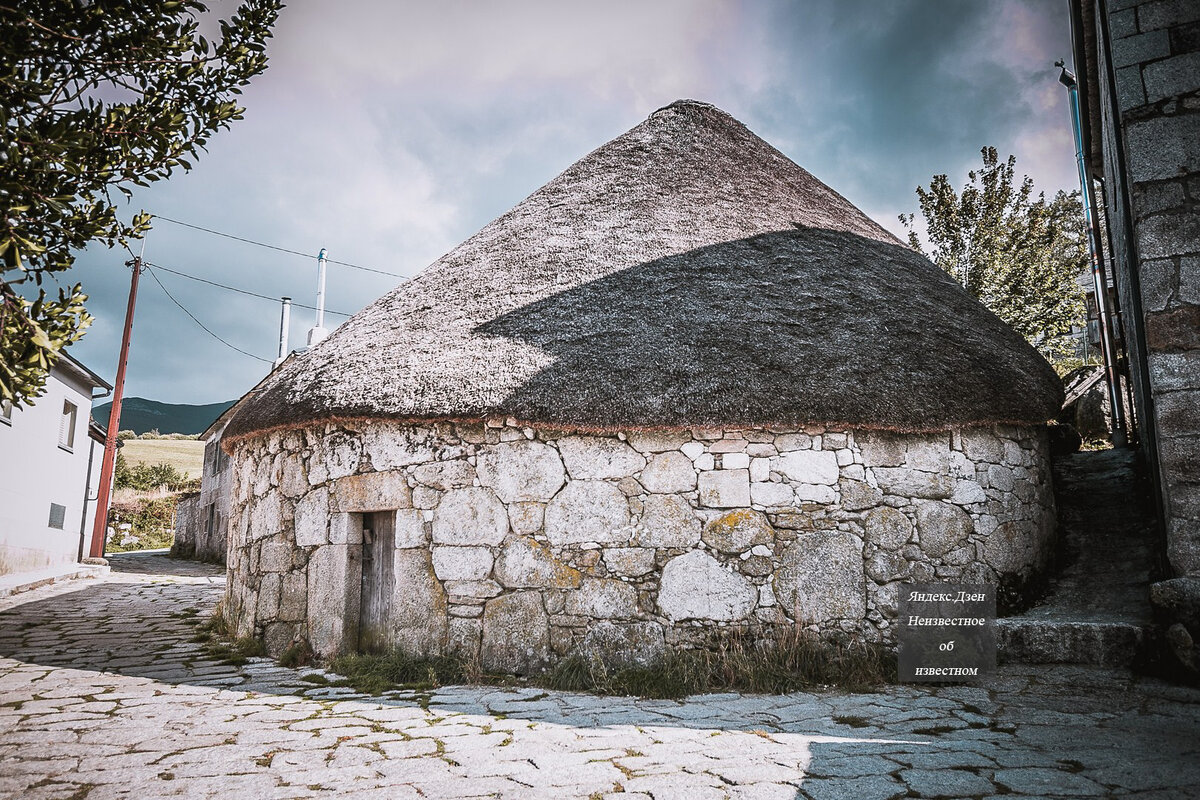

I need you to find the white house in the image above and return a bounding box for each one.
[0,352,111,577]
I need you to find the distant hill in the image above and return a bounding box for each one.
[91,397,236,435]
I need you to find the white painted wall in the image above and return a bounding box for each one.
[0,357,108,576]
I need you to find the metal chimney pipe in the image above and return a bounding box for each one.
[274,296,291,368]
[1058,61,1127,447]
[307,248,329,346]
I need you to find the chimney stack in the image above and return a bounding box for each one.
[274,296,291,368]
[306,248,329,346]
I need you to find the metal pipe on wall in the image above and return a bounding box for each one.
[1058,60,1128,447]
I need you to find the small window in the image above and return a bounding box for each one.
[0,399,11,426]
[59,400,77,450]
[48,503,66,530]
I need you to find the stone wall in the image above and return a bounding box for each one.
[170,437,231,564]
[171,493,202,559]
[224,419,1055,671]
[1094,0,1200,574]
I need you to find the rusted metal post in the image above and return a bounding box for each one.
[89,256,142,558]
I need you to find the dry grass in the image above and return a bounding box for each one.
[324,628,895,699]
[120,439,204,480]
[543,628,895,698]
[112,486,173,504]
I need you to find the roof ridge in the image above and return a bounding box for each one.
[221,101,1061,441]
[651,98,723,116]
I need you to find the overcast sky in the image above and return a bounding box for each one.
[63,0,1081,408]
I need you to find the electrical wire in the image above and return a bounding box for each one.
[152,214,407,278]
[144,260,353,318]
[142,263,272,364]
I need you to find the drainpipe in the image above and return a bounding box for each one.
[1058,60,1128,447]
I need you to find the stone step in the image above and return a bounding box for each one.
[992,449,1161,670]
[997,617,1154,668]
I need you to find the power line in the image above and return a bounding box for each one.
[152,214,407,278]
[145,260,353,318]
[143,263,272,364]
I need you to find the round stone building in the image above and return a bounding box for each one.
[220,100,1062,671]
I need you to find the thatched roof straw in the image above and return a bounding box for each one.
[224,100,1062,443]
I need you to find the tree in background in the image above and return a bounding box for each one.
[0,0,282,407]
[901,147,1087,360]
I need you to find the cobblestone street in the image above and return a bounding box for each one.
[0,553,1197,799]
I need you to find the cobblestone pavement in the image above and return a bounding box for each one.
[1,554,1198,799]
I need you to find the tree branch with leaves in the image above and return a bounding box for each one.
[901,147,1087,361]
[0,0,282,406]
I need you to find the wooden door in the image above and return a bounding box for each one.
[358,511,395,653]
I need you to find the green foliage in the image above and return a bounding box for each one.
[0,0,282,407]
[1052,354,1102,378]
[0,281,91,408]
[106,494,178,552]
[901,147,1087,360]
[113,452,191,491]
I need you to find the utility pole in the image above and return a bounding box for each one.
[306,248,328,346]
[89,255,142,558]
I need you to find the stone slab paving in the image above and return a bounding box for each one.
[0,553,1197,799]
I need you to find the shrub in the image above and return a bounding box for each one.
[113,453,191,491]
[107,495,178,552]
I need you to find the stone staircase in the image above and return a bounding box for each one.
[997,448,1158,667]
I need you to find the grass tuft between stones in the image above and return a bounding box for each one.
[279,640,313,669]
[328,650,489,695]
[195,605,265,665]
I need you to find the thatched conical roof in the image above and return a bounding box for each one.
[224,100,1062,442]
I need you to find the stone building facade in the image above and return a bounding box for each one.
[224,418,1054,670]
[218,100,1064,671]
[172,418,234,563]
[1072,0,1200,575]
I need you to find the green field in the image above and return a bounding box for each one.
[120,439,205,480]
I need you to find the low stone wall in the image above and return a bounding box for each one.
[224,419,1055,670]
[171,488,228,564]
[171,493,202,559]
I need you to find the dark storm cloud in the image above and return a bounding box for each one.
[53,0,1080,408]
[746,0,1077,225]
